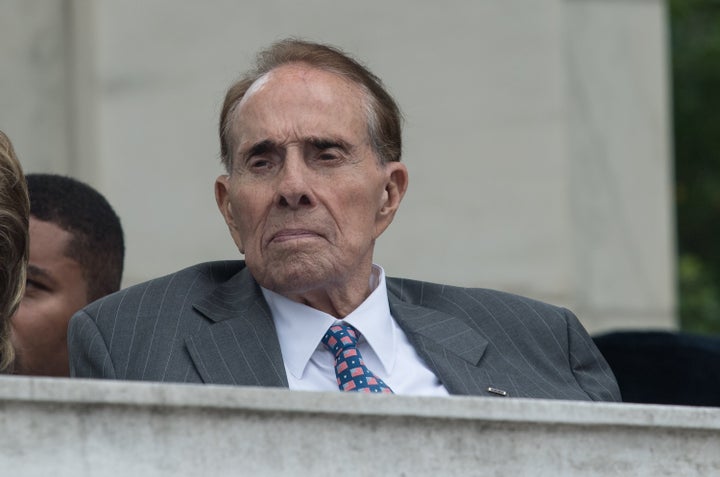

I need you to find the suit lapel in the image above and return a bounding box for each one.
[187,267,288,388]
[388,292,496,396]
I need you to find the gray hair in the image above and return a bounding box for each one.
[219,38,402,171]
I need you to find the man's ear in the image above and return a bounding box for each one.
[374,162,409,238]
[215,175,245,253]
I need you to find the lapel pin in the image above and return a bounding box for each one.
[487,387,508,397]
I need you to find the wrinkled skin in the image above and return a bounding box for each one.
[216,64,408,317]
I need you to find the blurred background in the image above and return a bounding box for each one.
[671,0,720,335]
[1,0,708,336]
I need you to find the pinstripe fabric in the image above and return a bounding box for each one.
[68,261,619,401]
[69,261,286,387]
[386,279,619,400]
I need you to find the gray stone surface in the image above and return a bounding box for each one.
[565,0,675,331]
[0,376,718,476]
[0,0,72,173]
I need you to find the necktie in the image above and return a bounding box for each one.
[321,323,394,394]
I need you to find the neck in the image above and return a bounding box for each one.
[284,265,378,318]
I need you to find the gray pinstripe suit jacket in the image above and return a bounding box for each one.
[68,260,620,401]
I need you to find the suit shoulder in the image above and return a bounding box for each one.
[386,276,566,318]
[81,260,247,318]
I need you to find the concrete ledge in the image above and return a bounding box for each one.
[1,376,718,476]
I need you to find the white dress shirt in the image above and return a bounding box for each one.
[262,265,449,396]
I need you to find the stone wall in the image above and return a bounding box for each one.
[1,377,718,476]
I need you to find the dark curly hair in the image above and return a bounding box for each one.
[27,174,125,302]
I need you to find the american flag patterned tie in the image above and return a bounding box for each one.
[321,323,394,394]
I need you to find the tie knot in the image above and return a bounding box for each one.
[321,322,394,394]
[322,323,360,357]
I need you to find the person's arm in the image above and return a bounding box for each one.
[67,310,117,379]
[564,308,621,401]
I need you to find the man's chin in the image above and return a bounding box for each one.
[251,258,332,295]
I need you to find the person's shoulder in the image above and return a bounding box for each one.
[386,276,566,315]
[82,260,248,315]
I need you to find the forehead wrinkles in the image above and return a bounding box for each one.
[229,66,373,151]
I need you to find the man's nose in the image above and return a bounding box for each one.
[276,153,314,208]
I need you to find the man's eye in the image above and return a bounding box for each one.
[318,151,340,161]
[25,279,49,293]
[249,158,273,169]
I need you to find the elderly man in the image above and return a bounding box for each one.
[69,39,620,401]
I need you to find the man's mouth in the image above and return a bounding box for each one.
[270,229,322,243]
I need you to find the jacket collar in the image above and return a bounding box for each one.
[186,266,288,387]
[387,289,490,396]
[389,294,488,363]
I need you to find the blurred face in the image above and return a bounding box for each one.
[10,217,88,376]
[216,64,407,316]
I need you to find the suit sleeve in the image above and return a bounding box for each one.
[563,308,621,401]
[68,309,117,379]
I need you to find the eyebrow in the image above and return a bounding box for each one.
[245,139,274,159]
[306,137,351,152]
[241,136,353,161]
[26,264,56,285]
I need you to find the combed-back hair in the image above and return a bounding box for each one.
[219,38,402,171]
[0,131,29,373]
[26,174,124,302]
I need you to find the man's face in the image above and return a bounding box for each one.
[216,65,407,314]
[10,217,89,376]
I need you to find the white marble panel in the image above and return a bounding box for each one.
[0,0,71,173]
[564,0,675,330]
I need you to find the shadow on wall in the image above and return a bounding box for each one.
[593,330,720,407]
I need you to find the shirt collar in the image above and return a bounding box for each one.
[262,264,396,379]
